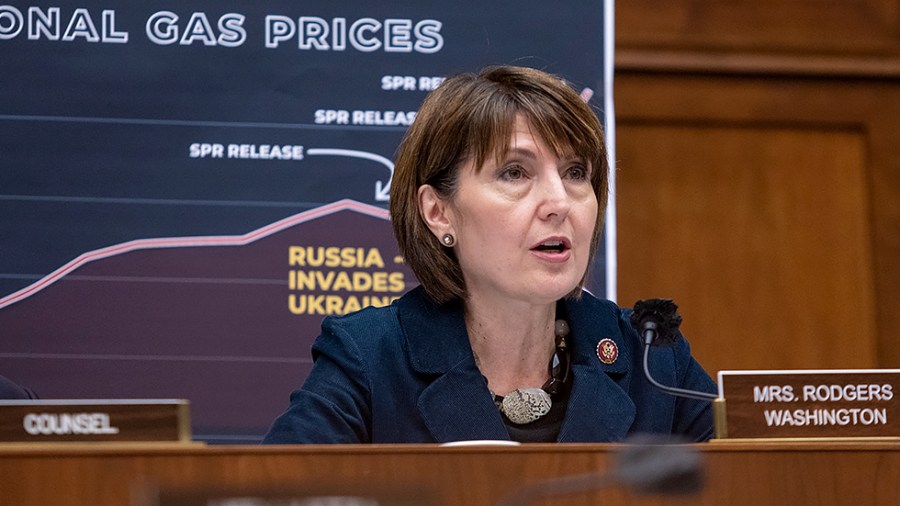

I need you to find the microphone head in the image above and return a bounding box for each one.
[613,434,704,495]
[630,299,683,346]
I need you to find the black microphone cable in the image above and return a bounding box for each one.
[632,299,717,402]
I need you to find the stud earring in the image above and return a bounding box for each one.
[441,233,456,247]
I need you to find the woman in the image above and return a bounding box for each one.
[263,65,715,444]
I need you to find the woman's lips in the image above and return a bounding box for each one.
[530,238,571,262]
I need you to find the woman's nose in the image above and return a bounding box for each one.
[538,172,571,220]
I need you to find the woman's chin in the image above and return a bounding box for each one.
[522,281,581,304]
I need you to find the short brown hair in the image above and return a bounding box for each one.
[390,65,609,304]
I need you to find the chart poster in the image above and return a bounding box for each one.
[0,1,612,441]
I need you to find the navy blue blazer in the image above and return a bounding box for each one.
[0,374,38,400]
[263,286,716,444]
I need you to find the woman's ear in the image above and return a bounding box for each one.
[417,184,454,239]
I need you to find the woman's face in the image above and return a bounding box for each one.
[445,115,598,306]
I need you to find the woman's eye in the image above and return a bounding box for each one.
[565,165,589,180]
[500,166,525,181]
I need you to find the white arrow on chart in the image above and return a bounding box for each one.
[306,148,393,202]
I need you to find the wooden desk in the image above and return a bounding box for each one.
[1,441,899,505]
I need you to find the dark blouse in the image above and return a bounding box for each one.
[499,383,572,443]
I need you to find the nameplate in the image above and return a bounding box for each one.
[0,399,191,442]
[717,369,900,439]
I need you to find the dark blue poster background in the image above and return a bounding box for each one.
[0,1,612,442]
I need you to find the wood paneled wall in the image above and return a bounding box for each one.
[613,1,900,373]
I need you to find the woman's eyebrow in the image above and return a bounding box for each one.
[504,147,538,160]
[504,146,584,164]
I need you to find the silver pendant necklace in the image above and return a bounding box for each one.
[487,318,571,425]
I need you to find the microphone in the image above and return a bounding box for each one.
[630,299,717,401]
[497,434,703,505]
[614,434,704,495]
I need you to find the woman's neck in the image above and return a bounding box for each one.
[464,295,558,396]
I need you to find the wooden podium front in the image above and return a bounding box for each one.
[1,441,899,505]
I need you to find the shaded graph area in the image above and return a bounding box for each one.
[0,201,417,441]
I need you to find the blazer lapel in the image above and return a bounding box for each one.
[397,288,509,442]
[558,295,636,442]
[558,364,636,442]
[417,361,509,442]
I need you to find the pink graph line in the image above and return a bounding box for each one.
[0,199,389,311]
